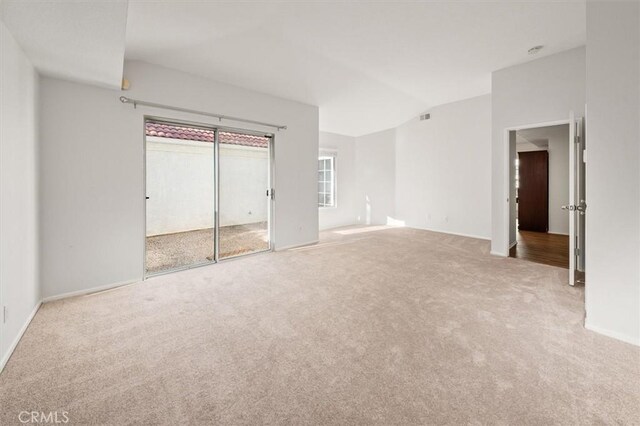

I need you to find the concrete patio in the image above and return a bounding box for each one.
[146,222,268,274]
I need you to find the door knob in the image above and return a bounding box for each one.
[576,201,587,215]
[561,202,586,213]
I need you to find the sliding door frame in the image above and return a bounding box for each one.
[214,128,220,262]
[143,115,275,279]
[216,128,274,260]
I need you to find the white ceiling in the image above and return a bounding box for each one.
[0,1,586,136]
[0,0,128,89]
[516,124,569,147]
[125,0,586,136]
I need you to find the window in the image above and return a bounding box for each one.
[318,155,336,207]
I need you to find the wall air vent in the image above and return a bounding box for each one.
[420,113,431,121]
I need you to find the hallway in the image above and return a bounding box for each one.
[509,230,569,269]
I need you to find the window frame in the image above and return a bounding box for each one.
[318,153,337,209]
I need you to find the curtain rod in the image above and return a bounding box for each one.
[119,96,287,131]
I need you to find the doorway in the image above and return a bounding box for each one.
[144,118,273,276]
[506,117,586,285]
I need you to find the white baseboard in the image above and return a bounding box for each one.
[584,321,640,346]
[490,250,508,257]
[275,240,319,251]
[548,231,570,236]
[42,279,139,303]
[419,226,491,241]
[0,301,41,373]
[319,222,358,232]
[509,241,517,249]
[1,279,142,374]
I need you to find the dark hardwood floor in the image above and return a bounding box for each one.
[509,230,569,269]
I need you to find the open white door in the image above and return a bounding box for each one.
[575,116,586,280]
[564,112,586,286]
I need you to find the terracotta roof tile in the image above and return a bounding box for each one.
[145,122,268,148]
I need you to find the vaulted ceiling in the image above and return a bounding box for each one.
[0,0,128,89]
[1,0,586,136]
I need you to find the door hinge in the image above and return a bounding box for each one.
[3,306,6,324]
[267,188,275,200]
[575,248,580,256]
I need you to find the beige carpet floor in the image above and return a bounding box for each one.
[1,226,638,425]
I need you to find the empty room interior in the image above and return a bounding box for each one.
[1,1,639,424]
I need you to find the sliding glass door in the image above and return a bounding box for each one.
[145,119,272,276]
[218,131,271,259]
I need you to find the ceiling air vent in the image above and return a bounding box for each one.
[420,113,431,121]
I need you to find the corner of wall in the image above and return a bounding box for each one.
[0,20,43,372]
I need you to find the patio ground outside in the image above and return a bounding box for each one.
[146,222,268,274]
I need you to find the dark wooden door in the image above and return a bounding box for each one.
[518,151,549,232]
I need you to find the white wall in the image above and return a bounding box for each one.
[39,60,318,299]
[395,95,492,239]
[492,47,586,254]
[146,138,214,235]
[318,132,358,230]
[0,21,40,369]
[547,130,570,235]
[584,1,640,345]
[146,138,268,236]
[516,126,570,235]
[219,144,269,228]
[355,129,396,225]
